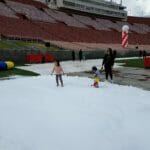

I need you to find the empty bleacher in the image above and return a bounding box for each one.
[44,9,87,28]
[0,15,47,40]
[73,14,111,31]
[96,19,112,31]
[133,23,150,33]
[9,0,48,9]
[0,2,18,18]
[128,16,150,25]
[0,0,149,51]
[6,0,56,23]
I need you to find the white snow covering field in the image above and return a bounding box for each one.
[16,58,138,75]
[0,75,150,150]
[17,59,122,75]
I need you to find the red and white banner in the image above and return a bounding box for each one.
[122,32,128,48]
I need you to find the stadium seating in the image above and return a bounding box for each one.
[6,0,56,23]
[45,9,86,28]
[73,14,111,31]
[96,19,113,31]
[8,0,48,9]
[0,0,149,51]
[128,16,150,25]
[0,2,18,18]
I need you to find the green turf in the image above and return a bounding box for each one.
[115,58,144,68]
[0,40,44,49]
[0,68,39,78]
[0,40,59,51]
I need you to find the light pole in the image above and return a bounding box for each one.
[120,0,122,5]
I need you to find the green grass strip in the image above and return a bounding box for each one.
[115,58,144,68]
[0,68,39,78]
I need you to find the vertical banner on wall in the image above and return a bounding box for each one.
[122,25,129,48]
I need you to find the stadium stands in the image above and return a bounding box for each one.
[0,0,149,51]
[44,9,87,28]
[73,14,111,31]
[128,16,150,25]
[6,0,56,23]
[0,15,47,40]
[0,2,18,18]
[8,0,48,9]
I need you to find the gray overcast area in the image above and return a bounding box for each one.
[106,0,150,16]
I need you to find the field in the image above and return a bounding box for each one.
[0,40,59,51]
[115,58,144,68]
[0,68,39,78]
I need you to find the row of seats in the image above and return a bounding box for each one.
[6,0,56,23]
[0,0,149,34]
[0,15,150,45]
[0,2,18,18]
[45,9,86,28]
[128,16,150,26]
[45,8,150,34]
[73,14,111,31]
[9,0,48,9]
[0,15,46,40]
[35,21,150,44]
[0,0,149,47]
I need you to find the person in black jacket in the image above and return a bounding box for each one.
[102,48,114,81]
[72,50,75,61]
[79,49,83,61]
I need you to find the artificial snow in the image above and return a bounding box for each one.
[17,59,122,75]
[0,75,150,150]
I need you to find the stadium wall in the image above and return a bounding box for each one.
[0,48,141,63]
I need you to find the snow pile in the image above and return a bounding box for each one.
[17,59,122,75]
[0,76,150,150]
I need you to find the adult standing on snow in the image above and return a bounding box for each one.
[79,49,83,61]
[72,50,75,61]
[102,48,114,82]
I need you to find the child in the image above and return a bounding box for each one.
[91,66,101,88]
[51,60,64,87]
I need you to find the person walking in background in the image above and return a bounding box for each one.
[51,60,64,87]
[102,48,114,82]
[79,49,83,61]
[139,50,143,58]
[142,50,147,59]
[138,50,146,59]
[72,50,75,61]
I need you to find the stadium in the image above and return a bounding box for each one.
[0,1,150,149]
[0,0,150,62]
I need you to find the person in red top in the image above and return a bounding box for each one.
[51,60,64,87]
